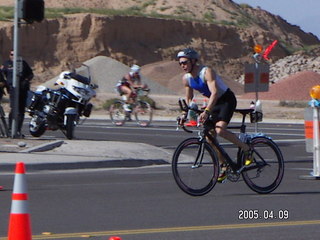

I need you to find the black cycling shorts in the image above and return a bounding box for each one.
[209,88,237,124]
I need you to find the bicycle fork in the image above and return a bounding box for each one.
[191,141,205,169]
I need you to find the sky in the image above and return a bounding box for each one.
[233,0,320,39]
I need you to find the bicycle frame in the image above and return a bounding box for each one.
[199,119,271,177]
[204,128,241,171]
[174,99,284,195]
[178,98,267,175]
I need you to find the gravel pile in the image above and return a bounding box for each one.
[270,54,320,83]
[45,56,174,95]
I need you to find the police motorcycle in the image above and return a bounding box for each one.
[27,65,98,139]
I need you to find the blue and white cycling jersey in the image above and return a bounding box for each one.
[185,65,228,98]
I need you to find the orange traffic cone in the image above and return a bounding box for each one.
[8,162,32,240]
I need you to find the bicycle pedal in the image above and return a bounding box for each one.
[217,174,227,183]
[218,178,227,184]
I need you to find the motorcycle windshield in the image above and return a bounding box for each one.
[68,72,91,85]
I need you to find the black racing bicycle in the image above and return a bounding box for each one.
[172,99,284,196]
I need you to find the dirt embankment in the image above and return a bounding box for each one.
[0,0,318,120]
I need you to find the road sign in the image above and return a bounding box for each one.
[244,63,269,93]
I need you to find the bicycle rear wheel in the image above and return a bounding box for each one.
[242,136,284,194]
[134,101,152,127]
[172,138,219,196]
[109,100,127,126]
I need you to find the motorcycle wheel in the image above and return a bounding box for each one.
[29,117,46,137]
[66,114,76,140]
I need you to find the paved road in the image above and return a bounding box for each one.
[1,120,318,239]
[1,162,319,240]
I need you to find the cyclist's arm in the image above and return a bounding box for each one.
[203,68,218,111]
[131,75,144,89]
[177,75,193,125]
[182,75,193,105]
[198,68,218,123]
[122,74,133,86]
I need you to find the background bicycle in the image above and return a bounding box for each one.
[109,87,153,127]
[172,99,284,196]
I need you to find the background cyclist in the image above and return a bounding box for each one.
[116,64,148,112]
[177,47,251,182]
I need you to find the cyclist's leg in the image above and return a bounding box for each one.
[119,85,134,113]
[215,121,250,151]
[119,85,132,102]
[204,125,227,182]
[215,121,253,165]
[206,128,225,165]
[212,89,250,152]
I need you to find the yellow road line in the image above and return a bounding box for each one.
[1,220,320,239]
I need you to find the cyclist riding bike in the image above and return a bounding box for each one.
[177,47,252,182]
[116,64,148,112]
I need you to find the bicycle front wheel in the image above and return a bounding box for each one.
[242,136,284,194]
[134,101,152,127]
[172,138,219,196]
[109,100,126,126]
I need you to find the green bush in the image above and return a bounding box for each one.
[140,96,156,109]
[102,98,119,110]
[0,6,14,21]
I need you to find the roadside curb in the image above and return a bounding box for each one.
[19,140,64,153]
[0,158,169,172]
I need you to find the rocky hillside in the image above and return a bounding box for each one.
[237,50,320,85]
[0,0,319,98]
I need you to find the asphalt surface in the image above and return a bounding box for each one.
[0,138,172,172]
[0,115,304,173]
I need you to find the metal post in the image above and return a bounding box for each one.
[254,60,260,133]
[12,0,22,138]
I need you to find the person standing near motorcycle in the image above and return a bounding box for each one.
[1,50,34,137]
[0,69,6,101]
[116,64,148,112]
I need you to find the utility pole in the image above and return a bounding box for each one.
[11,0,23,138]
[12,0,44,138]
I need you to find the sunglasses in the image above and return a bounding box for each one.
[179,60,189,66]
